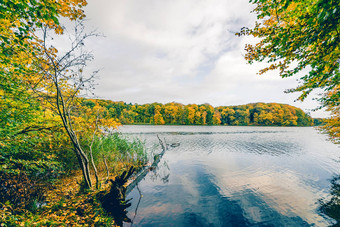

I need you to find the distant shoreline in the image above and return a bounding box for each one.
[83,100,317,127]
[120,123,317,127]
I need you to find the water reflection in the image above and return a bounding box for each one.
[127,160,170,226]
[119,126,340,226]
[319,175,340,226]
[148,160,170,184]
[129,185,142,227]
[126,161,311,226]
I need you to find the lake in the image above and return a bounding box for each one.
[118,125,340,226]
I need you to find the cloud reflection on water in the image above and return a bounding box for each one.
[122,125,340,226]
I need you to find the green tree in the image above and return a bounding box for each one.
[0,0,88,177]
[221,107,236,125]
[238,0,340,107]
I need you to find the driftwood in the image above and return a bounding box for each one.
[164,137,169,150]
[98,166,135,226]
[157,134,166,151]
[170,142,180,148]
[126,148,166,194]
[126,135,168,194]
[99,135,178,226]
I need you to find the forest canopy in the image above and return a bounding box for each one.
[82,99,314,127]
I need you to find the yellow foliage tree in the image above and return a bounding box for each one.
[154,105,165,125]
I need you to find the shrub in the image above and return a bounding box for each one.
[0,172,50,212]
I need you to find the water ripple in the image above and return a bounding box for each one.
[123,125,340,226]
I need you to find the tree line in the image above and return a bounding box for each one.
[82,99,314,126]
[1,0,339,225]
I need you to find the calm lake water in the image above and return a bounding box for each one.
[118,125,340,226]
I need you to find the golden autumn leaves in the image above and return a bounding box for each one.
[84,100,313,127]
[238,0,340,142]
[240,0,340,103]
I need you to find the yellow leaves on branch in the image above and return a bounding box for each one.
[324,100,340,143]
[58,0,88,20]
[69,100,120,138]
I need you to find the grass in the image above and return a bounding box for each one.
[1,133,149,226]
[89,132,148,177]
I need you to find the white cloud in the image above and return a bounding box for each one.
[81,0,327,117]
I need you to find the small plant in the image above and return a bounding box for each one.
[83,132,147,180]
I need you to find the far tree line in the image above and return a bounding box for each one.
[81,100,314,126]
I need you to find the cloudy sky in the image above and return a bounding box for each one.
[81,0,327,117]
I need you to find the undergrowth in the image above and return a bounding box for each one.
[0,133,148,226]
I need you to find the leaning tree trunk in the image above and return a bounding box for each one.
[55,81,93,188]
[40,23,100,189]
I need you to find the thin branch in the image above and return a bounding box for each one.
[130,184,142,227]
[103,154,110,182]
[14,126,56,136]
[89,112,100,189]
[157,134,165,151]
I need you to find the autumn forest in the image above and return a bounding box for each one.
[83,99,314,127]
[1,0,340,226]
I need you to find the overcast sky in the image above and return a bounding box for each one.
[81,0,327,118]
